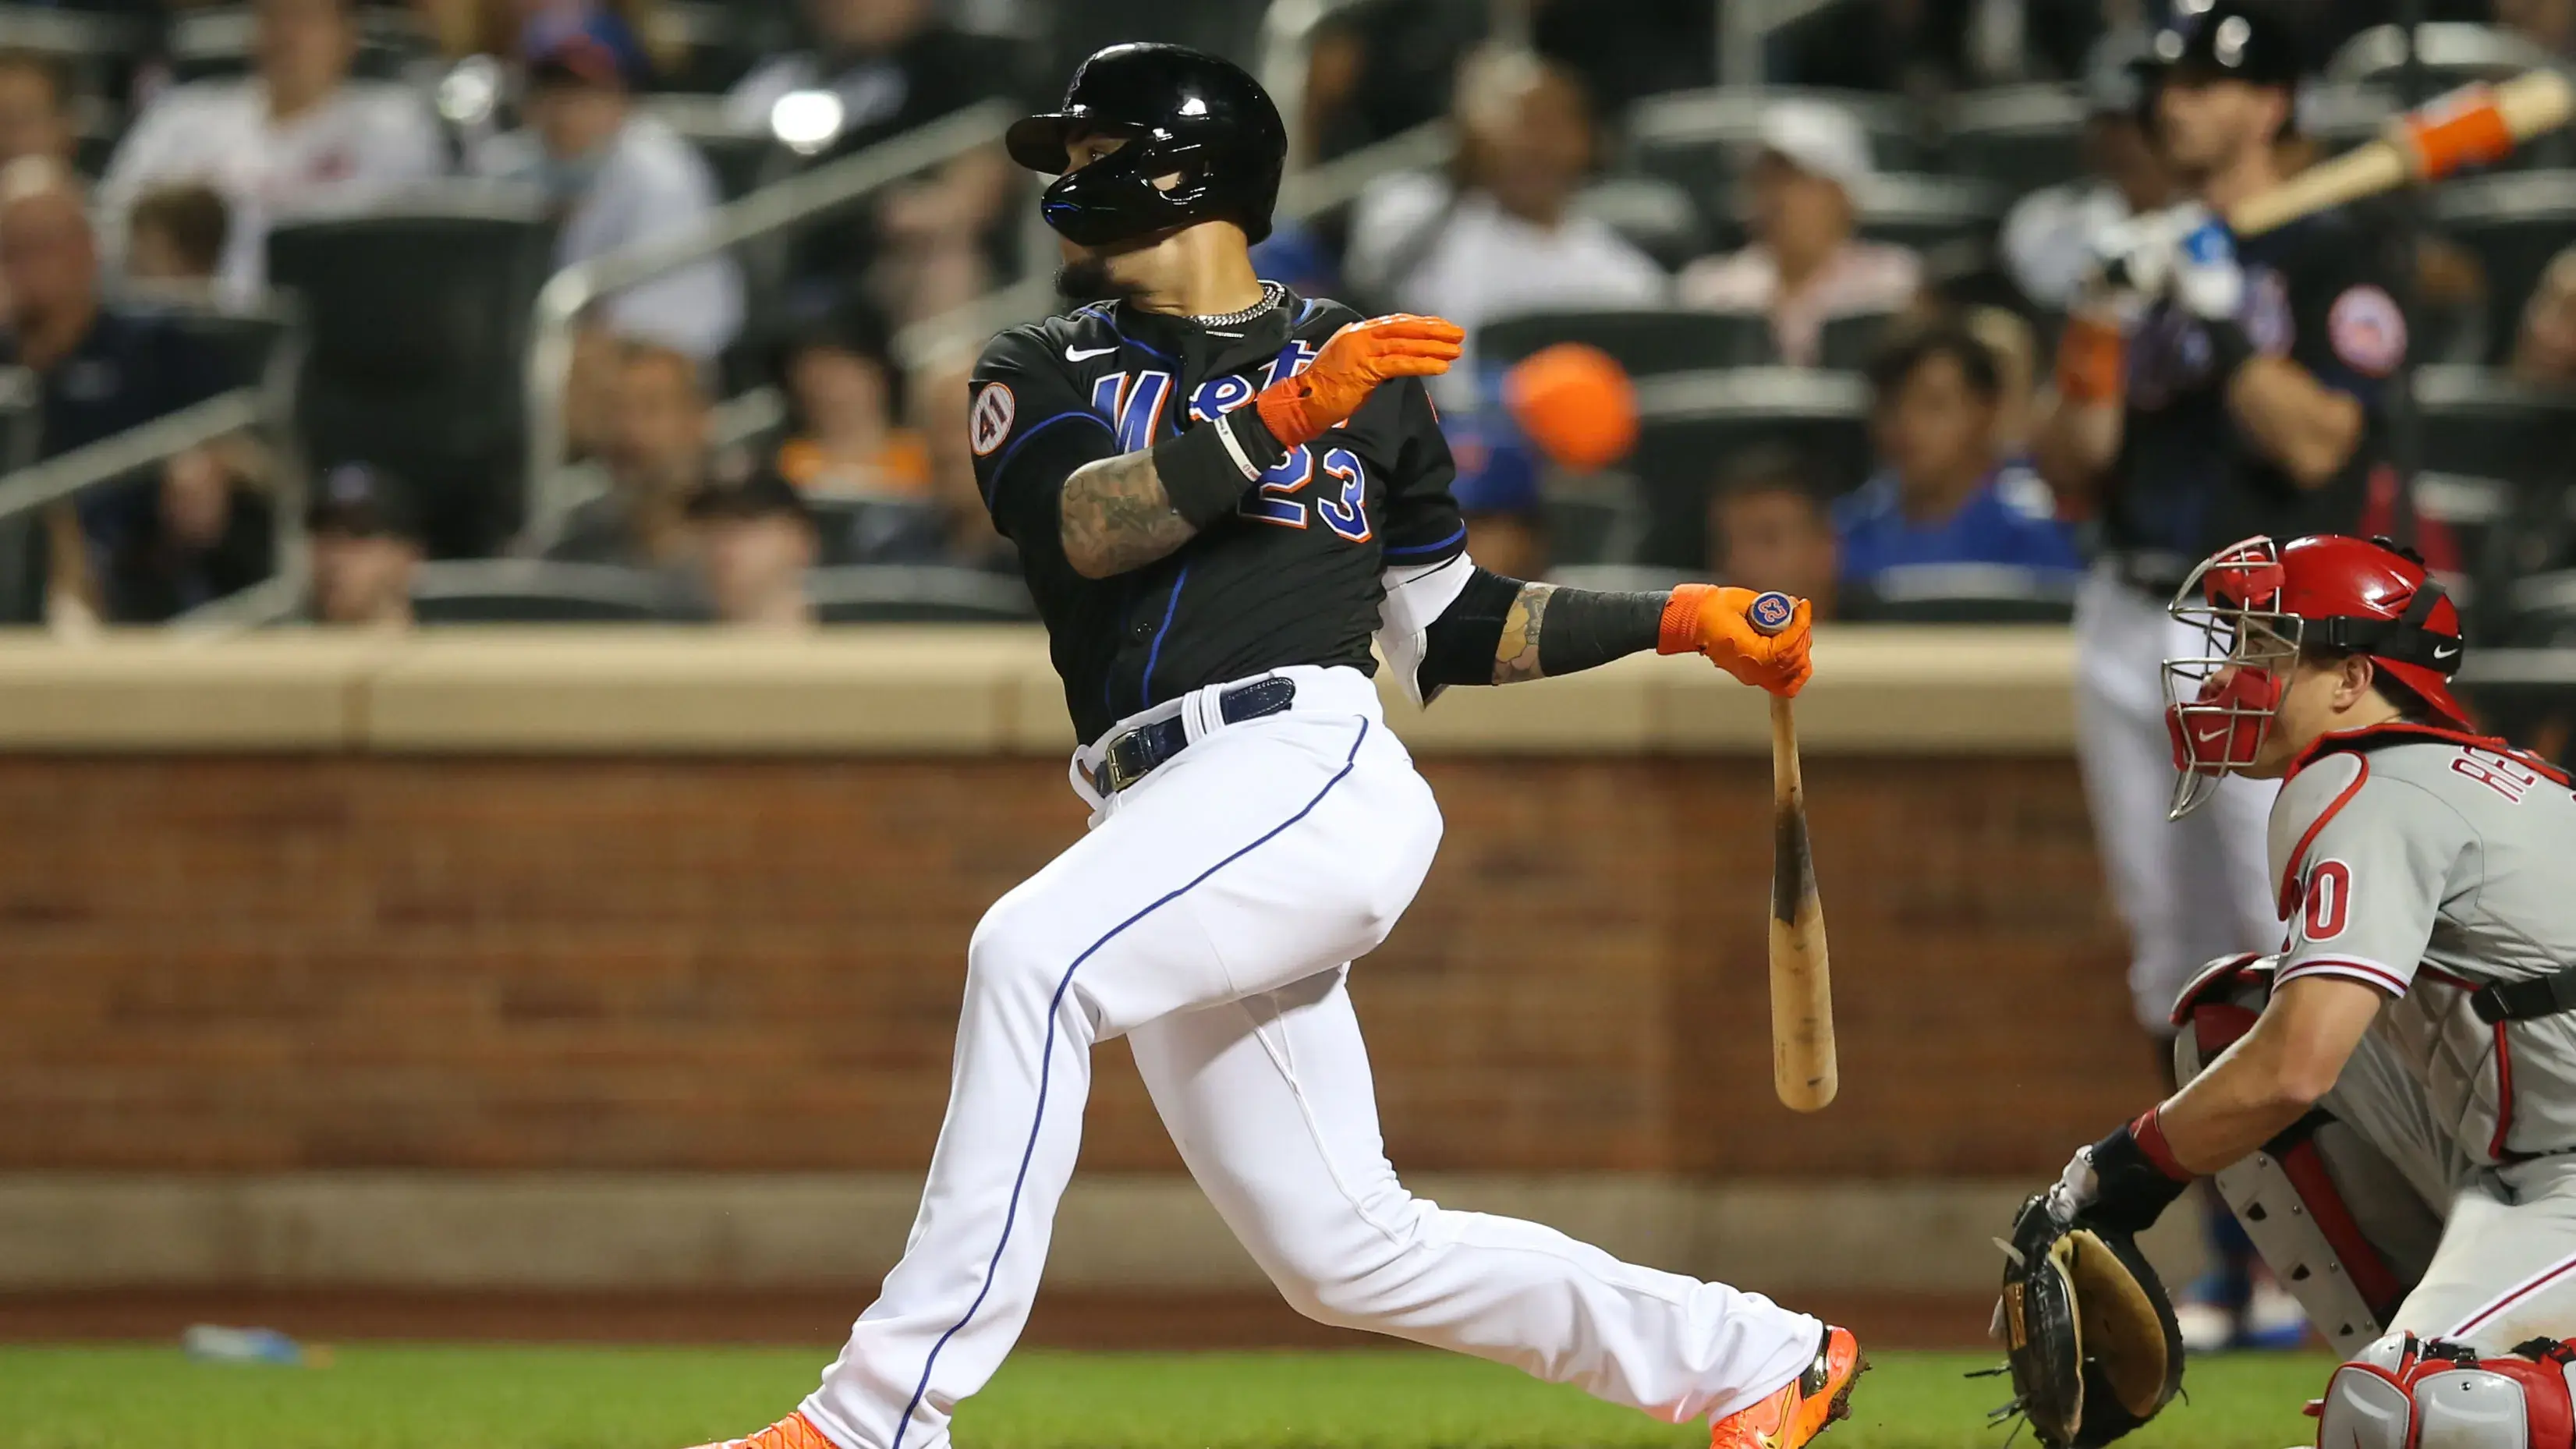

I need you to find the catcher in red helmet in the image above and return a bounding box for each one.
[1996,533,2576,1449]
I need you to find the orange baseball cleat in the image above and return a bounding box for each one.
[1709,1325,1867,1449]
[682,1412,838,1449]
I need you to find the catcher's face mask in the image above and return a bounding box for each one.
[2163,537,2300,820]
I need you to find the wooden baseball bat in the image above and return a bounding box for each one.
[2232,69,2574,237]
[1748,593,1836,1114]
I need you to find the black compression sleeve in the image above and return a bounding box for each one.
[1534,589,1669,678]
[1149,409,1291,530]
[1416,571,1674,690]
[1418,566,1522,689]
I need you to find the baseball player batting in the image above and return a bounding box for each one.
[692,43,1855,1449]
[2031,533,2576,1446]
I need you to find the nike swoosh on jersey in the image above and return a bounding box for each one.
[1065,345,1118,362]
[2433,644,2461,659]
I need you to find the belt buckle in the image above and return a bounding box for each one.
[1096,731,1150,795]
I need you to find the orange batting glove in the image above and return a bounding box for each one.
[1657,585,1814,697]
[1254,314,1465,447]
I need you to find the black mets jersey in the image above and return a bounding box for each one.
[2105,207,2405,569]
[967,284,1465,744]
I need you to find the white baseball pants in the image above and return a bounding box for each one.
[2315,1033,2576,1352]
[798,664,1823,1449]
[2071,565,2280,1030]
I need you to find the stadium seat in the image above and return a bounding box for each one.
[1476,309,1770,375]
[409,559,697,623]
[1629,87,1921,224]
[1541,483,1651,569]
[2414,364,2576,485]
[2300,83,2399,160]
[803,494,944,567]
[2503,568,2576,646]
[1817,310,1897,371]
[1841,173,2006,264]
[2432,172,2576,364]
[2326,23,2559,90]
[1546,562,1706,593]
[1843,562,2078,623]
[1627,367,1871,570]
[1942,85,2087,195]
[650,1,799,94]
[809,565,1036,623]
[268,193,558,560]
[0,5,149,107]
[1569,175,1706,273]
[155,303,292,394]
[0,367,53,622]
[165,4,431,83]
[638,94,795,204]
[2412,469,2512,615]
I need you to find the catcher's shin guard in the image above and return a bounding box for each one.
[2172,955,2429,1355]
[2314,1335,2576,1448]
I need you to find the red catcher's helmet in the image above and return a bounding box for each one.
[2163,533,2470,817]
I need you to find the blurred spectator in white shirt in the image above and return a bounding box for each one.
[97,0,446,302]
[1678,97,1922,367]
[472,8,743,361]
[0,50,76,174]
[2000,30,2176,313]
[1345,47,1666,409]
[685,468,819,629]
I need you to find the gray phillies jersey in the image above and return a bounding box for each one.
[2269,728,2576,1166]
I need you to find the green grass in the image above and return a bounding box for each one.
[0,1346,2330,1449]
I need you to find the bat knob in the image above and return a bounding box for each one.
[1748,591,1798,637]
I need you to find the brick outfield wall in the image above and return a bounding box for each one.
[0,754,2158,1178]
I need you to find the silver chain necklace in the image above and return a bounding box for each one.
[1194,281,1284,330]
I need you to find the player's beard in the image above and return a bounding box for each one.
[1055,255,1143,306]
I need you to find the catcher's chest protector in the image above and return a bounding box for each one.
[2316,1337,2576,1449]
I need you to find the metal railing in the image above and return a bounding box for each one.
[520,100,1014,543]
[0,388,261,526]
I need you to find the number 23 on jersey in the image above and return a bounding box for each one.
[1090,357,1376,544]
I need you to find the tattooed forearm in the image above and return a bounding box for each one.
[1059,449,1200,579]
[1494,582,1555,685]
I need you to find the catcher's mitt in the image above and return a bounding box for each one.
[1987,1193,2184,1447]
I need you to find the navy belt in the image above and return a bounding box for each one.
[2473,966,2576,1025]
[1090,676,1298,796]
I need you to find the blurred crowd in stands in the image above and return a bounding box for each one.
[1,0,2574,640]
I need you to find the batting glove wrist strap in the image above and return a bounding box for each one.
[2082,1117,2192,1235]
[1153,411,1285,530]
[1657,584,1713,656]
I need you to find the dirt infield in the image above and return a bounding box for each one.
[0,1290,1993,1351]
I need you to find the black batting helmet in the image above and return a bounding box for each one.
[1006,43,1287,247]
[2133,0,2303,91]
